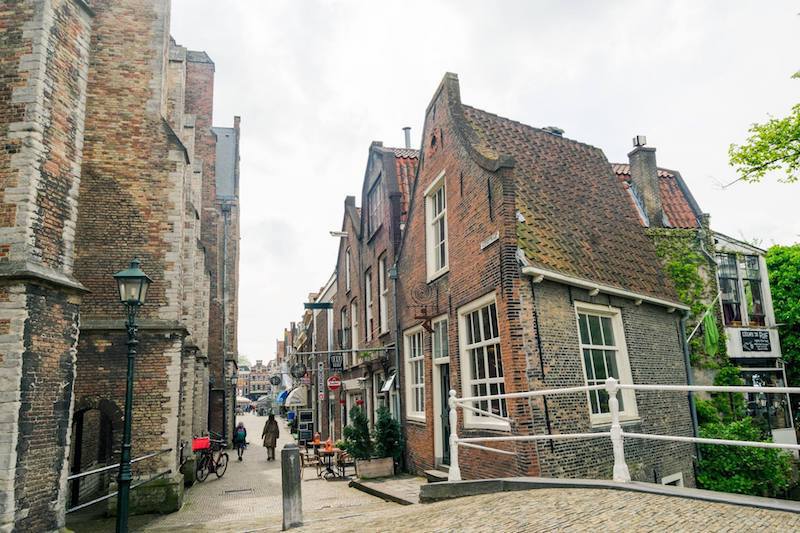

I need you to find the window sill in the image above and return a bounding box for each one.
[589,415,640,428]
[464,418,511,432]
[406,414,426,424]
[427,266,449,284]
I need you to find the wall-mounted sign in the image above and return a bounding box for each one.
[317,361,325,396]
[480,231,500,250]
[290,363,307,378]
[329,353,344,371]
[269,375,281,386]
[741,330,771,352]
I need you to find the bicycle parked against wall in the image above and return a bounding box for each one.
[193,432,229,482]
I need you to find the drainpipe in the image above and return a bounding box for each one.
[221,206,230,443]
[679,311,701,461]
[389,263,405,469]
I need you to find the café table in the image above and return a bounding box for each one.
[318,448,341,479]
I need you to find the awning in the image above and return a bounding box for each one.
[277,389,290,405]
[380,373,396,393]
[285,386,308,407]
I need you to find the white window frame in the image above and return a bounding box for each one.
[378,256,388,334]
[432,315,449,362]
[365,269,374,341]
[404,325,426,422]
[424,171,449,282]
[574,301,638,426]
[367,178,383,236]
[345,249,351,292]
[457,293,509,430]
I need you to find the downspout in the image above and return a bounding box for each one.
[679,311,701,462]
[389,263,405,469]
[529,278,554,453]
[221,206,229,443]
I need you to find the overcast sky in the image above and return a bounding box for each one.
[170,1,799,364]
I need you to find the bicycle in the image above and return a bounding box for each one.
[195,433,229,482]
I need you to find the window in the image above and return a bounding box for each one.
[717,253,766,327]
[717,253,741,325]
[378,256,388,334]
[339,307,349,349]
[432,317,448,361]
[425,172,448,280]
[740,255,765,326]
[405,327,425,420]
[345,250,351,292]
[576,303,637,424]
[458,294,507,429]
[365,269,373,341]
[367,179,383,236]
[350,301,359,366]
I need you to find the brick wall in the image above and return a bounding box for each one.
[0,1,92,530]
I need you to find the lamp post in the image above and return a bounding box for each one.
[112,258,152,533]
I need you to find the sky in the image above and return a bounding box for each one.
[169,0,799,364]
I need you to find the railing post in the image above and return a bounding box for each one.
[605,377,631,482]
[448,390,461,481]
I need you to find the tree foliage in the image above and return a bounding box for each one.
[342,407,373,460]
[697,419,792,497]
[728,103,800,183]
[373,407,404,462]
[766,244,800,385]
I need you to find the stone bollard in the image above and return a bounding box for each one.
[281,443,303,530]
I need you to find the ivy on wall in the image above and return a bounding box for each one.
[647,228,726,368]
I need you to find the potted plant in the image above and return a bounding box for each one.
[342,407,393,478]
[373,406,404,475]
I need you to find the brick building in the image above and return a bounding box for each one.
[0,1,240,529]
[394,73,695,484]
[613,141,797,447]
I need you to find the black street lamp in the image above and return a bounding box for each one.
[112,258,152,533]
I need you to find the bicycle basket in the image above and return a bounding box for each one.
[192,436,210,451]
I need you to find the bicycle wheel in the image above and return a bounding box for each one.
[196,454,210,482]
[215,453,229,478]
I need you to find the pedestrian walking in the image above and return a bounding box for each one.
[233,421,247,461]
[262,413,279,461]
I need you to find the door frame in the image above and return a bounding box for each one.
[432,360,451,467]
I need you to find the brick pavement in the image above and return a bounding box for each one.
[297,487,800,532]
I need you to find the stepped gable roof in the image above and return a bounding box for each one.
[611,163,701,229]
[388,147,419,223]
[460,104,677,302]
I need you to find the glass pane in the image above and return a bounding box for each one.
[598,389,610,413]
[482,307,492,344]
[471,312,482,344]
[741,255,761,280]
[588,315,602,345]
[600,317,614,346]
[487,344,499,378]
[583,349,594,380]
[441,321,448,357]
[489,303,498,339]
[475,347,486,379]
[590,390,600,414]
[466,314,474,345]
[719,277,740,304]
[592,349,607,380]
[605,350,619,379]
[744,280,765,325]
[578,314,590,344]
[495,345,504,377]
[717,254,737,278]
[469,347,477,377]
[617,391,625,412]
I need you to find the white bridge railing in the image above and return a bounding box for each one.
[447,377,800,482]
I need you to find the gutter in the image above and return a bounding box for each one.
[521,266,689,311]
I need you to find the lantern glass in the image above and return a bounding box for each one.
[113,259,152,306]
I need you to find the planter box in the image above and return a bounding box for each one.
[356,457,394,479]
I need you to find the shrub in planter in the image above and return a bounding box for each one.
[373,407,404,467]
[342,407,372,460]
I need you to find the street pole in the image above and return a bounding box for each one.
[116,305,138,533]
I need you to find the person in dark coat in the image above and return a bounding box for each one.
[262,414,280,461]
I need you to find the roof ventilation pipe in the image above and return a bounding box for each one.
[402,127,411,148]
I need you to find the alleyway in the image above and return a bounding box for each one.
[68,414,396,532]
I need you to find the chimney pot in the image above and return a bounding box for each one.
[633,135,647,147]
[402,127,411,149]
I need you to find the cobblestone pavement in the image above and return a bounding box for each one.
[296,487,800,532]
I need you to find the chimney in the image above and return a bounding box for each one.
[402,127,411,149]
[627,135,663,227]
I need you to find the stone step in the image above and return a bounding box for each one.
[424,469,449,483]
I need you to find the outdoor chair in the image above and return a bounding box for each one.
[336,451,356,478]
[300,446,322,479]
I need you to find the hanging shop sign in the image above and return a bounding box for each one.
[329,352,344,371]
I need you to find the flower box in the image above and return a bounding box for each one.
[355,457,394,479]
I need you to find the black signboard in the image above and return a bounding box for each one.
[298,429,312,443]
[741,330,771,352]
[290,363,307,379]
[269,375,281,386]
[329,353,344,371]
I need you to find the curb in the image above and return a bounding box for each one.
[349,479,415,506]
